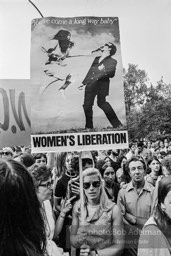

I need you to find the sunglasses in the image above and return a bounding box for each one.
[2,152,12,156]
[39,180,53,189]
[83,181,101,190]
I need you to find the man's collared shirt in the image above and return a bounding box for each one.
[117,180,155,227]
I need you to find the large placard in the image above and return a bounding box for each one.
[30,16,128,152]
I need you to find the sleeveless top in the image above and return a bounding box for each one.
[73,200,115,250]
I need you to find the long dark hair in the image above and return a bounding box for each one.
[147,156,162,176]
[122,161,131,184]
[0,159,46,256]
[154,176,171,230]
[56,152,79,177]
[51,29,74,53]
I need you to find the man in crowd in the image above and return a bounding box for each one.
[117,157,155,256]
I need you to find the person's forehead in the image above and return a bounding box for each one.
[129,160,144,169]
[66,153,73,159]
[40,156,46,160]
[84,174,99,182]
[104,167,114,173]
[151,159,159,164]
[3,147,12,152]
[36,157,46,161]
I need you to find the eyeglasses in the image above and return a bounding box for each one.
[2,152,12,156]
[39,180,53,189]
[83,181,101,190]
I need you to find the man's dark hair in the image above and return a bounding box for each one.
[128,156,146,172]
[106,42,117,56]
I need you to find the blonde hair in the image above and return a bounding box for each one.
[82,167,114,211]
[82,167,102,181]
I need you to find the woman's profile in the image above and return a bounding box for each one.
[138,175,171,256]
[0,159,46,256]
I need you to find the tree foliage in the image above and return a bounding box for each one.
[124,64,149,112]
[124,64,171,141]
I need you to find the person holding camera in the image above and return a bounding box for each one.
[54,152,79,253]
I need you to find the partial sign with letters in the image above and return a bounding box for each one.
[0,79,34,147]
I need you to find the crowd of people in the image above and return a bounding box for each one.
[1,138,171,256]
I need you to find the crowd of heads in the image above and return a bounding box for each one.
[1,138,171,255]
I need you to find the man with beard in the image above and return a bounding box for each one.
[117,157,156,256]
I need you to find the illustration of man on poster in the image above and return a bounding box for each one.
[80,42,122,129]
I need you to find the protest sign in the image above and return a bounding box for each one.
[0,79,33,147]
[30,16,128,152]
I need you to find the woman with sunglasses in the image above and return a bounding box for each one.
[29,163,64,256]
[70,167,124,256]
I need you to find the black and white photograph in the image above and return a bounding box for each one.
[0,1,171,256]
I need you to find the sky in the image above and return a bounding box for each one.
[0,0,171,85]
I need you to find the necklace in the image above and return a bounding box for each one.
[66,171,77,178]
[87,204,99,208]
